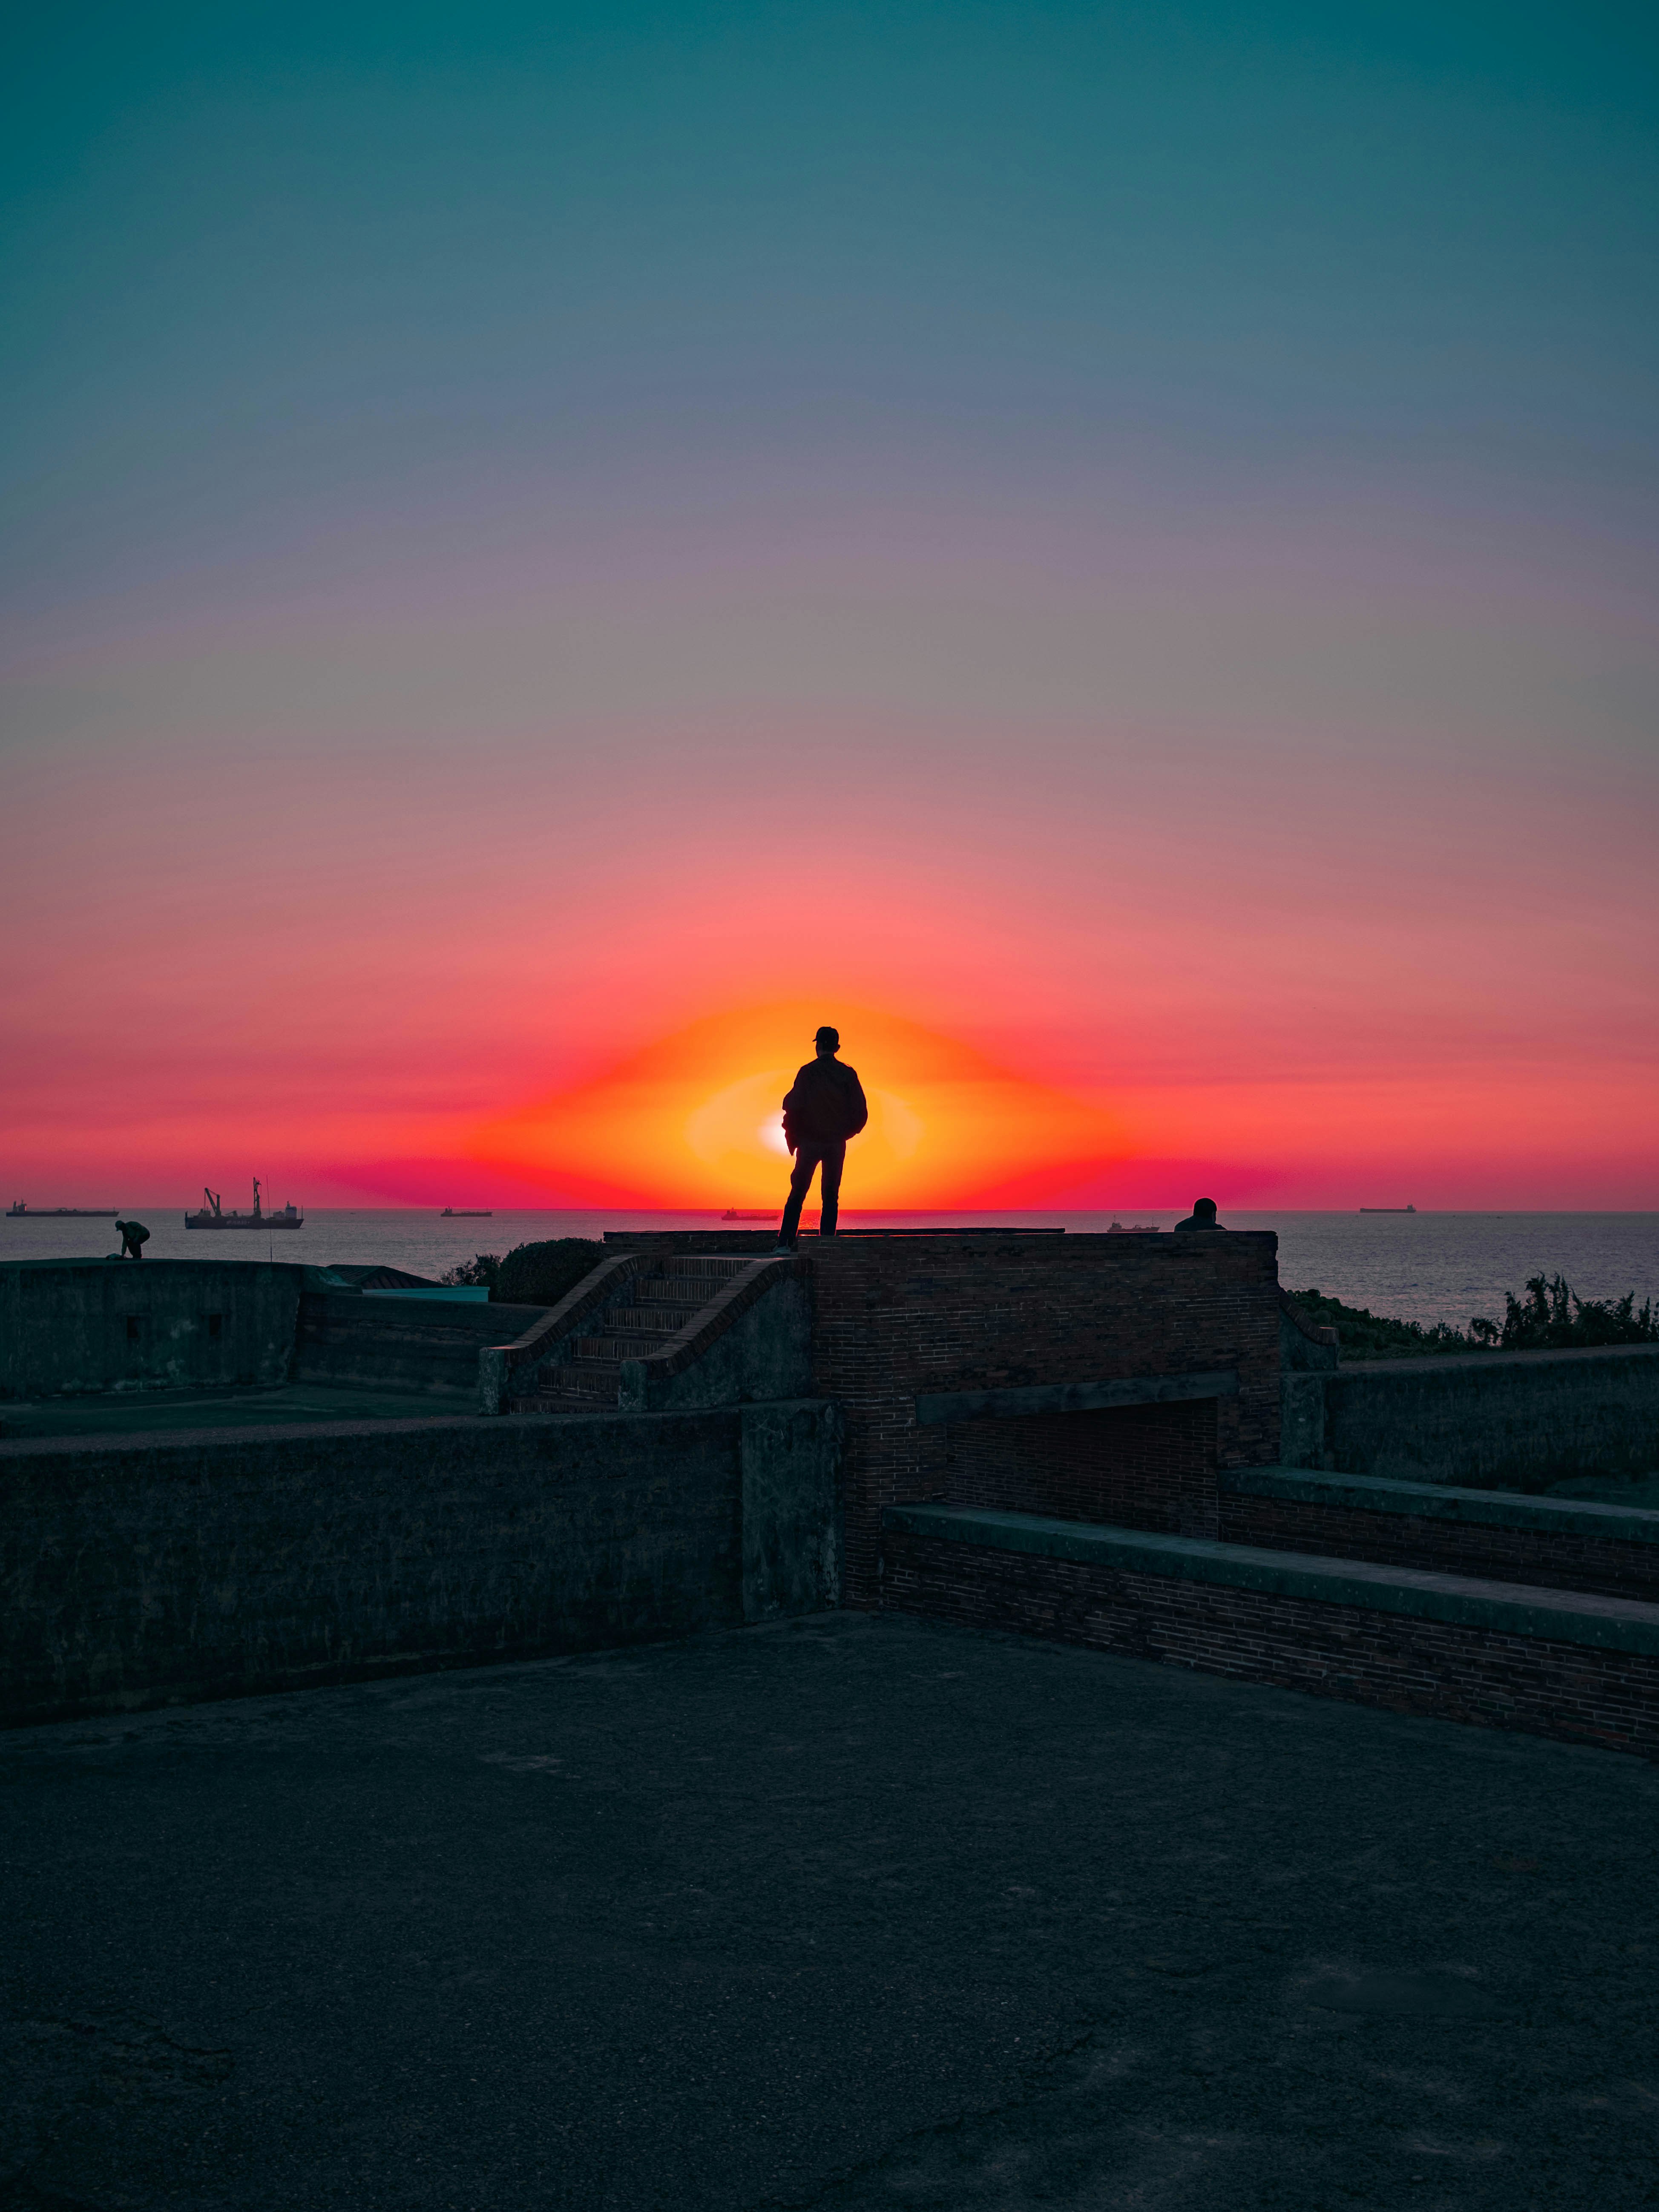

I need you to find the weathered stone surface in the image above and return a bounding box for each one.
[0,1258,307,1398]
[1283,1343,1659,1487]
[0,1401,841,1724]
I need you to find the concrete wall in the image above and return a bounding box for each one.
[742,1398,844,1618]
[0,1259,306,1399]
[1282,1345,1659,1490]
[627,1270,814,1411]
[296,1292,552,1397]
[0,1401,842,1726]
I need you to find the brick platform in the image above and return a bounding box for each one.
[808,1229,1280,1605]
[883,1504,1659,1758]
[1220,1466,1659,1605]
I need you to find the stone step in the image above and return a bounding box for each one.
[499,1251,785,1415]
[640,1258,755,1284]
[513,1370,621,1410]
[634,1275,727,1297]
[606,1305,701,1335]
[576,1333,681,1361]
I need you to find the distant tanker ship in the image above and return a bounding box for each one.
[185,1179,304,1230]
[7,1202,116,1217]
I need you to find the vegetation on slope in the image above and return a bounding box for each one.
[1472,1274,1659,1351]
[1291,1275,1659,1360]
[1287,1290,1482,1361]
[445,1237,607,1306]
[439,1253,500,1290]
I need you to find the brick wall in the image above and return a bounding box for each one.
[883,1531,1659,1758]
[946,1400,1219,1538]
[1220,1490,1659,1605]
[805,1231,1281,1605]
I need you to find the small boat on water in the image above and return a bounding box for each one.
[1360,1205,1417,1214]
[185,1179,303,1230]
[722,1209,779,1220]
[440,1208,493,1217]
[7,1202,116,1217]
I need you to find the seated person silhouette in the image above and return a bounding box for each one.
[1173,1197,1223,1233]
[115,1218,151,1260]
[775,1027,868,1251]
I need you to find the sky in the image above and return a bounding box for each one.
[3,0,1656,1210]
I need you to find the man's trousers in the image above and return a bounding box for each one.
[779,1139,845,1245]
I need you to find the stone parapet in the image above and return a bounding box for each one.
[883,1503,1659,1757]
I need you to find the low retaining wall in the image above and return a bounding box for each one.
[1221,1466,1659,1605]
[1,1401,842,1726]
[882,1504,1659,1758]
[297,1291,551,1396]
[1282,1344,1659,1489]
[0,1258,308,1398]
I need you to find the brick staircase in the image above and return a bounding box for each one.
[511,1255,762,1412]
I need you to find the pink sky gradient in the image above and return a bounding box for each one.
[5,639,1653,1208]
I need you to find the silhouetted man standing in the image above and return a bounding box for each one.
[776,1027,868,1250]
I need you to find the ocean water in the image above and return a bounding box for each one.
[6,1207,1658,1331]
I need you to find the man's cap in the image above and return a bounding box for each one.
[814,1025,840,1046]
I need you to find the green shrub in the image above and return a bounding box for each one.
[493,1237,605,1307]
[1288,1289,1482,1361]
[1470,1274,1659,1351]
[1291,1274,1658,1359]
[440,1253,501,1290]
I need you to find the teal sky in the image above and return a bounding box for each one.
[6,1,1656,630]
[3,2,1656,1206]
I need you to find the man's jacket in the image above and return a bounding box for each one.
[782,1059,869,1150]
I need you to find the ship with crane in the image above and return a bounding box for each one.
[184,1179,303,1230]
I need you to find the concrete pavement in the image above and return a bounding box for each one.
[3,1612,1656,2211]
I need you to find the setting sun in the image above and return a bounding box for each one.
[469,1003,1123,1207]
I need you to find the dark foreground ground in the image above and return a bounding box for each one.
[4,1615,1656,2212]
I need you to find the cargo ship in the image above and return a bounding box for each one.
[185,1180,303,1230]
[721,1209,779,1220]
[1106,1221,1160,1234]
[1359,1205,1417,1214]
[440,1208,492,1217]
[7,1202,116,1217]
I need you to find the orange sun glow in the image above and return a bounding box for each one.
[469,1003,1123,1206]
